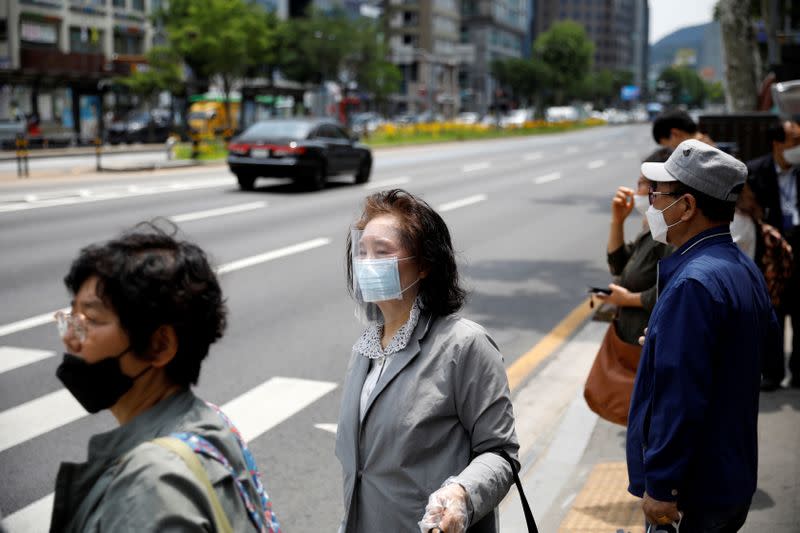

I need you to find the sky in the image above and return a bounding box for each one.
[649,0,718,44]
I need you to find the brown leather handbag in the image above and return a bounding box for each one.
[584,322,642,426]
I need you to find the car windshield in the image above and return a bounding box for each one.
[241,121,313,140]
[188,111,210,121]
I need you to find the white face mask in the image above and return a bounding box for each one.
[646,196,685,244]
[783,145,800,166]
[730,211,757,259]
[633,194,649,216]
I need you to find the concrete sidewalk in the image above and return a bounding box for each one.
[502,319,800,532]
[0,143,167,161]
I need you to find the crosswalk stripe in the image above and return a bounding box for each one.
[0,238,330,342]
[1,376,338,532]
[0,346,56,374]
[0,389,85,454]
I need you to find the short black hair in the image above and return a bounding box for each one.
[668,182,736,223]
[64,221,227,387]
[346,189,466,317]
[652,110,698,144]
[643,147,673,163]
[765,122,786,145]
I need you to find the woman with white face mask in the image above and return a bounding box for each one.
[336,189,520,533]
[585,149,674,426]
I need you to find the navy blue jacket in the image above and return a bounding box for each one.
[626,226,778,508]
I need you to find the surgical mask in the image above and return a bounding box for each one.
[633,194,649,216]
[646,197,684,244]
[731,211,757,259]
[354,256,418,302]
[56,348,150,413]
[783,145,800,166]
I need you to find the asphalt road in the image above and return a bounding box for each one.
[0,123,656,532]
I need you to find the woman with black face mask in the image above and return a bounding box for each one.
[51,222,281,533]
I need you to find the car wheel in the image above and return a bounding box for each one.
[354,157,372,184]
[306,162,327,191]
[236,173,256,191]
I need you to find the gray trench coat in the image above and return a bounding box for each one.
[335,313,520,533]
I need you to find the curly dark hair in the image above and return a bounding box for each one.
[64,220,227,387]
[346,189,466,317]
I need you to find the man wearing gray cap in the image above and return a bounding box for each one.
[626,140,780,532]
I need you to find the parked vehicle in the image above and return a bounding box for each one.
[455,112,480,125]
[500,108,533,128]
[545,106,579,123]
[0,110,26,149]
[227,118,372,191]
[188,100,240,137]
[350,112,384,136]
[107,109,171,144]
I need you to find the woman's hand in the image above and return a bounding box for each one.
[418,483,469,533]
[594,283,640,308]
[611,186,636,225]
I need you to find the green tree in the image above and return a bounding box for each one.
[533,21,594,104]
[159,0,280,129]
[345,17,401,111]
[658,66,707,107]
[490,57,551,113]
[279,9,352,85]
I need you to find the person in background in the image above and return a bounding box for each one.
[584,148,674,427]
[652,110,713,150]
[336,190,519,533]
[731,182,794,391]
[596,147,674,344]
[628,140,778,532]
[51,223,280,532]
[747,120,800,389]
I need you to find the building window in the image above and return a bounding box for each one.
[132,0,145,11]
[113,0,126,7]
[69,27,105,54]
[114,31,144,55]
[20,21,59,46]
[0,19,7,42]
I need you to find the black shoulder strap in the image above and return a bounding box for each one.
[493,450,538,533]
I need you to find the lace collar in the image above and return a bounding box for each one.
[353,298,422,360]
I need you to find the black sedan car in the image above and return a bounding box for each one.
[227,118,372,190]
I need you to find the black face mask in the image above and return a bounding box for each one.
[56,348,150,414]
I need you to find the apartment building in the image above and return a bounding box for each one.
[460,0,529,113]
[0,0,157,140]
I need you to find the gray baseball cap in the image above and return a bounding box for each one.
[641,139,747,201]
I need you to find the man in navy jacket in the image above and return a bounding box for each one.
[627,140,779,532]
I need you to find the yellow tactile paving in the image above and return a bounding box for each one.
[558,462,645,533]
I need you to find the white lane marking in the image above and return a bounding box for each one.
[533,172,562,185]
[0,239,330,340]
[565,147,579,154]
[0,177,236,214]
[2,494,54,533]
[0,389,86,453]
[1,376,338,533]
[462,161,490,172]
[314,423,338,434]
[225,377,338,442]
[0,347,56,375]
[587,160,606,169]
[169,201,266,223]
[216,237,331,275]
[523,152,543,161]
[0,307,68,339]
[438,194,488,213]
[363,176,410,190]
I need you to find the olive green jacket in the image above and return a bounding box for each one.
[51,390,263,532]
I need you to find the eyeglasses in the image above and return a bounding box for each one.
[648,190,682,205]
[54,310,88,342]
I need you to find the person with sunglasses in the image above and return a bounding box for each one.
[50,222,280,533]
[626,141,780,532]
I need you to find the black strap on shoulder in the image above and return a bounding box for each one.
[493,449,538,533]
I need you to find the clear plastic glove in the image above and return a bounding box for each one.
[418,482,469,533]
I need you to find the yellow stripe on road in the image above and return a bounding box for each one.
[507,297,594,391]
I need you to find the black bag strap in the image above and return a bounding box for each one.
[493,449,538,533]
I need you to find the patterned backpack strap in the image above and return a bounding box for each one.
[204,401,282,533]
[171,431,280,533]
